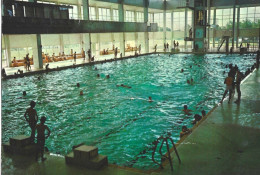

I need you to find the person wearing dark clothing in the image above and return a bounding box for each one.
[234,68,243,104]
[87,49,91,62]
[192,114,202,124]
[2,68,7,78]
[74,52,77,62]
[24,101,38,142]
[35,116,51,161]
[256,50,260,69]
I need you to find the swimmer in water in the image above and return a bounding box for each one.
[190,78,194,84]
[182,105,192,115]
[80,91,83,95]
[23,91,27,96]
[77,83,80,87]
[190,65,192,68]
[148,96,153,102]
[180,126,191,138]
[187,80,190,84]
[116,84,131,88]
[181,69,184,73]
[97,74,100,77]
[106,75,110,79]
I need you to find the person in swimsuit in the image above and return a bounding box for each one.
[182,105,192,115]
[35,116,51,161]
[180,126,191,138]
[220,72,233,103]
[24,101,38,142]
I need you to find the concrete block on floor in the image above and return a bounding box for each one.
[74,145,98,161]
[20,144,37,155]
[10,135,31,148]
[88,154,108,169]
[3,142,12,153]
[65,152,75,164]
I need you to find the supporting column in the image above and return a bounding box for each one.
[83,33,91,57]
[120,33,125,56]
[232,5,236,49]
[236,7,240,48]
[118,2,124,22]
[171,11,174,49]
[119,1,125,56]
[134,11,137,22]
[3,35,12,67]
[135,32,138,47]
[32,34,43,69]
[163,10,166,45]
[207,0,210,51]
[78,3,82,20]
[82,0,89,20]
[184,7,188,50]
[144,32,149,53]
[59,34,64,54]
[95,6,99,21]
[213,8,216,48]
[144,1,149,53]
[110,7,113,21]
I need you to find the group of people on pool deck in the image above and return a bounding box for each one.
[24,101,51,162]
[220,64,245,104]
[180,105,207,138]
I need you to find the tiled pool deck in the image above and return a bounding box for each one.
[1,57,260,175]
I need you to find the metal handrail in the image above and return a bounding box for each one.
[151,135,181,171]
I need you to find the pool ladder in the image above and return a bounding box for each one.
[152,135,181,171]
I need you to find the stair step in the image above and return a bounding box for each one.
[89,154,108,169]
[10,135,31,148]
[65,152,75,164]
[74,145,98,161]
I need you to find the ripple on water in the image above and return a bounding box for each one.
[1,54,255,169]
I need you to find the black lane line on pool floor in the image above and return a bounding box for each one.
[91,102,161,145]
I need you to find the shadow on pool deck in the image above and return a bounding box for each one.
[1,70,260,175]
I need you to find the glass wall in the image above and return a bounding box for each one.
[89,7,96,20]
[113,9,119,21]
[154,13,163,31]
[148,13,154,23]
[69,5,79,20]
[125,11,135,22]
[136,12,144,22]
[99,8,111,21]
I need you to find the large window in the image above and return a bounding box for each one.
[166,13,171,31]
[148,13,154,23]
[215,8,233,29]
[99,8,111,21]
[154,13,163,31]
[173,11,185,31]
[69,5,79,20]
[240,7,260,29]
[113,9,119,21]
[89,7,96,20]
[125,11,135,22]
[136,12,144,22]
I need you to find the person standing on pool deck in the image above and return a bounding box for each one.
[220,72,233,104]
[234,67,243,104]
[35,116,51,162]
[24,101,38,142]
[74,52,77,62]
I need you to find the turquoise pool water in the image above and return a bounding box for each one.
[1,54,255,169]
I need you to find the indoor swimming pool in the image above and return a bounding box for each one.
[1,54,256,169]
